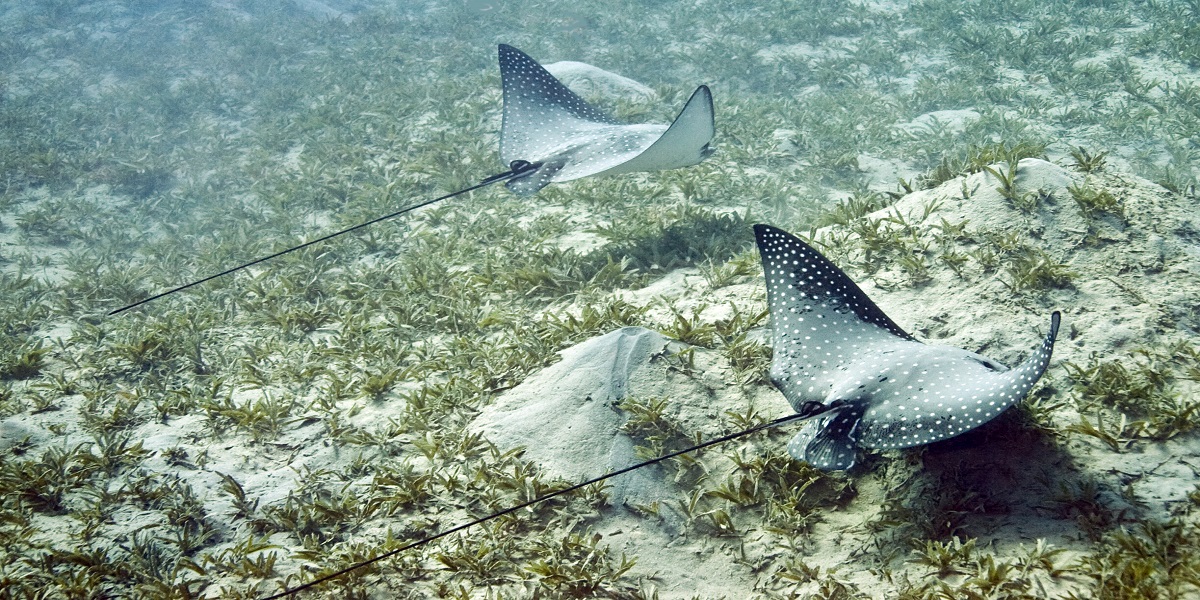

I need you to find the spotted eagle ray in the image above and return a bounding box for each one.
[498,44,715,195]
[110,44,715,315]
[259,222,1063,598]
[754,224,1060,471]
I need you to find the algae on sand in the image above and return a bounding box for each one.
[1,0,1200,598]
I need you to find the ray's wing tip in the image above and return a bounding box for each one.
[752,223,780,241]
[751,224,773,253]
[497,43,530,66]
[752,223,800,254]
[660,84,715,147]
[693,85,714,123]
[1049,310,1061,339]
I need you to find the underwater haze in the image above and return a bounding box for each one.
[1,0,1200,598]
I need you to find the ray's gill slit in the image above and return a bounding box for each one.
[107,44,715,316]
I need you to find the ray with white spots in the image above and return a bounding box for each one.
[109,45,714,315]
[755,224,1060,471]
[499,44,715,196]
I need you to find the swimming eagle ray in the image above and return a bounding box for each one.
[754,223,1060,471]
[250,221,1061,597]
[108,44,715,315]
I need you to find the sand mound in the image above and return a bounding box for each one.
[488,159,1200,597]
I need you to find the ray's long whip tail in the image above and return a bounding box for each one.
[107,161,540,316]
[257,406,826,600]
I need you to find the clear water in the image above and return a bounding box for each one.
[1,1,1198,597]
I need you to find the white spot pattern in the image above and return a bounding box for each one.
[498,44,715,196]
[755,224,1061,472]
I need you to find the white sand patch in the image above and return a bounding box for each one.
[895,109,981,137]
[856,153,920,190]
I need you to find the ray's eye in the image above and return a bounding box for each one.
[509,159,542,175]
[796,400,826,417]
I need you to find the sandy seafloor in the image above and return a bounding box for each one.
[1,0,1199,598]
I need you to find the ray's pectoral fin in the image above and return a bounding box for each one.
[986,310,1061,409]
[618,85,716,172]
[1005,310,1060,392]
[787,403,866,471]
